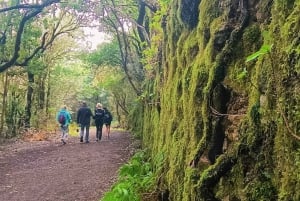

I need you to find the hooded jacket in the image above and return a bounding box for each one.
[56,109,72,126]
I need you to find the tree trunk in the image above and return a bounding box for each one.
[46,65,51,116]
[115,101,121,127]
[24,72,34,128]
[0,72,8,136]
[37,73,46,110]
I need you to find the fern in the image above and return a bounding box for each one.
[101,151,155,201]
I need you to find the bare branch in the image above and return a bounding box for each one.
[0,0,61,72]
[0,9,43,72]
[141,0,157,12]
[16,32,49,66]
[0,0,60,13]
[209,106,245,117]
[278,105,300,141]
[0,1,80,72]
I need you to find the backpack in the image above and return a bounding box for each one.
[58,112,66,124]
[104,111,112,121]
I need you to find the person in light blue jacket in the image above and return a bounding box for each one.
[56,105,72,145]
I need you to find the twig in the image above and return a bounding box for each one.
[278,106,300,141]
[209,106,245,117]
[268,50,299,141]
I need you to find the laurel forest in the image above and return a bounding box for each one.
[0,0,299,201]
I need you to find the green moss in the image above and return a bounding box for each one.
[131,0,300,200]
[242,24,262,54]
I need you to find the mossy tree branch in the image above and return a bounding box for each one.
[197,155,237,200]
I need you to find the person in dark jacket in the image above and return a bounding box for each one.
[103,107,113,139]
[94,103,105,141]
[77,101,93,143]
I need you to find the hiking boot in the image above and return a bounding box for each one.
[80,136,83,142]
[85,141,89,143]
[61,139,66,145]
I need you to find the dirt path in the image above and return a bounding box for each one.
[0,129,134,201]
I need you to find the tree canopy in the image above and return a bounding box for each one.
[0,0,156,134]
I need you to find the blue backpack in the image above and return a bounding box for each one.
[58,112,66,124]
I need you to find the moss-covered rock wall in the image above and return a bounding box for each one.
[138,0,300,200]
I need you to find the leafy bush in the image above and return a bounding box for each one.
[101,151,155,201]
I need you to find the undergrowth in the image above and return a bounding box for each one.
[101,151,155,201]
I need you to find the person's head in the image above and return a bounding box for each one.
[82,101,87,107]
[96,103,102,109]
[61,105,67,110]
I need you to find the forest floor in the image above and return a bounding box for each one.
[0,128,136,201]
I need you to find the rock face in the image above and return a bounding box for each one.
[136,0,300,200]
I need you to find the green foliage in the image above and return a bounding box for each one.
[236,67,248,81]
[296,149,300,179]
[48,52,95,115]
[128,101,144,137]
[142,0,168,71]
[84,39,137,128]
[246,44,272,62]
[61,0,84,9]
[246,31,273,62]
[101,151,155,201]
[242,25,262,50]
[5,90,25,137]
[84,40,121,67]
[245,179,277,201]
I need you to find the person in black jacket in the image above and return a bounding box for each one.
[77,101,93,143]
[94,103,105,141]
[103,107,113,139]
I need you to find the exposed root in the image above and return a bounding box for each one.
[198,155,237,200]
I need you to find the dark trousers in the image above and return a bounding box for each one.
[95,122,104,140]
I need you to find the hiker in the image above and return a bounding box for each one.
[103,107,113,139]
[77,101,93,143]
[94,103,105,141]
[56,105,72,145]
